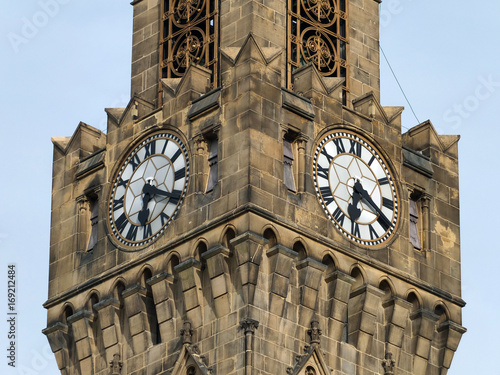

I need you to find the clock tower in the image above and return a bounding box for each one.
[44,1,466,374]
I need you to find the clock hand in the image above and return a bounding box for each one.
[348,191,362,221]
[138,190,152,226]
[142,183,181,200]
[353,180,392,231]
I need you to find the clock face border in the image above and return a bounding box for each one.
[313,129,400,247]
[107,131,190,250]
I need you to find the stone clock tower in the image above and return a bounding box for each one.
[44,1,466,374]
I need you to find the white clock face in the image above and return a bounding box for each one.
[313,131,399,247]
[108,132,189,248]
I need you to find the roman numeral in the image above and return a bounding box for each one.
[129,153,142,171]
[170,148,182,163]
[368,155,376,166]
[144,223,153,238]
[125,224,139,241]
[317,164,329,180]
[161,139,169,154]
[114,213,128,233]
[369,224,379,240]
[320,148,333,164]
[174,167,186,181]
[382,198,394,210]
[117,177,128,188]
[144,140,156,158]
[349,140,362,156]
[378,177,390,185]
[319,186,334,206]
[160,212,170,226]
[332,207,345,226]
[113,196,124,211]
[332,138,346,154]
[351,221,361,237]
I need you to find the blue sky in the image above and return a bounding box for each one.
[0,1,498,374]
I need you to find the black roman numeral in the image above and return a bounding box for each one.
[114,213,128,233]
[382,198,394,210]
[378,177,390,185]
[144,223,153,238]
[161,139,169,154]
[333,207,345,226]
[170,148,182,163]
[174,167,186,181]
[349,140,362,156]
[332,138,346,154]
[369,224,378,240]
[317,165,329,180]
[117,177,128,188]
[129,153,142,171]
[160,212,170,226]
[113,196,124,211]
[351,221,361,237]
[144,140,156,158]
[368,155,376,166]
[320,148,333,164]
[125,224,139,241]
[319,186,334,206]
[377,215,390,231]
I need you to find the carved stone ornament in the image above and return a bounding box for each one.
[181,321,193,345]
[307,320,322,345]
[382,352,395,375]
[109,353,122,375]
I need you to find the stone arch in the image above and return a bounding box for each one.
[349,264,365,290]
[262,225,279,248]
[221,225,237,250]
[166,253,181,275]
[406,290,422,314]
[110,278,127,302]
[61,303,75,323]
[193,239,209,262]
[321,253,337,275]
[378,278,395,303]
[293,239,308,260]
[433,302,450,325]
[136,264,154,286]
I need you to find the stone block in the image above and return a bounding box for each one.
[271,273,289,298]
[211,274,228,298]
[183,287,200,312]
[132,332,151,354]
[102,326,118,349]
[155,299,173,324]
[75,338,92,360]
[129,313,147,336]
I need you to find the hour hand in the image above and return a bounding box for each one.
[142,183,181,200]
[138,191,151,226]
[348,191,362,221]
[353,180,392,230]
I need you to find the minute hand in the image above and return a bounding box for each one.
[353,181,392,231]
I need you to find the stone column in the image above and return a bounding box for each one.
[436,321,467,372]
[193,135,208,193]
[147,272,176,341]
[202,245,232,317]
[296,257,327,326]
[266,245,297,316]
[383,297,412,365]
[122,284,151,354]
[231,232,267,305]
[324,270,356,341]
[93,298,122,365]
[67,310,96,374]
[240,318,259,375]
[43,322,70,374]
[175,258,204,327]
[347,284,385,353]
[410,309,439,375]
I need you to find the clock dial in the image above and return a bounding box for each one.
[108,132,189,248]
[313,131,399,247]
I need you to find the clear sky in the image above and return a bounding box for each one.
[0,1,497,374]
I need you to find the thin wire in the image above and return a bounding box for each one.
[380,44,420,125]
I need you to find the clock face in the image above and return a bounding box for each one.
[108,132,189,248]
[313,131,399,247]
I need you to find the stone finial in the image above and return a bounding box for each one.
[109,353,122,375]
[181,321,193,345]
[308,320,322,345]
[382,352,395,375]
